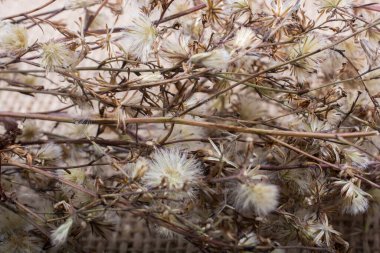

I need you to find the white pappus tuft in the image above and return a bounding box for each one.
[41,42,76,72]
[334,179,371,215]
[190,49,230,70]
[160,31,190,64]
[233,181,279,216]
[34,143,63,164]
[138,72,164,83]
[126,157,149,182]
[142,149,202,199]
[50,217,74,246]
[342,146,371,169]
[238,232,259,247]
[0,22,28,54]
[122,13,158,62]
[233,27,257,50]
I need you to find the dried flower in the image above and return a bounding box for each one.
[62,168,86,185]
[34,143,63,163]
[265,0,301,18]
[138,72,164,83]
[300,115,329,132]
[190,49,230,70]
[126,158,148,181]
[142,149,202,199]
[306,214,341,247]
[41,42,76,72]
[229,0,254,11]
[334,179,371,215]
[204,0,226,26]
[239,232,259,247]
[19,121,40,141]
[50,217,74,246]
[233,27,257,50]
[2,1,380,252]
[315,0,347,12]
[0,22,28,54]
[289,36,321,82]
[160,32,190,64]
[66,123,96,139]
[122,13,158,62]
[233,172,279,216]
[343,147,371,169]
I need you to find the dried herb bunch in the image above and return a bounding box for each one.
[0,0,380,252]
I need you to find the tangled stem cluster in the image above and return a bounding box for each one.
[0,0,380,252]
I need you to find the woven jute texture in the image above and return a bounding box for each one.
[2,90,380,253]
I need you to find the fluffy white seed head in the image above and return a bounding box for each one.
[126,157,149,181]
[190,49,230,70]
[299,115,330,132]
[0,22,28,54]
[334,180,371,215]
[41,42,76,72]
[122,13,157,62]
[142,149,202,199]
[160,31,190,64]
[62,169,86,185]
[239,232,259,247]
[343,147,371,169]
[50,217,74,246]
[289,36,321,82]
[138,72,164,83]
[34,143,63,163]
[233,182,279,216]
[19,120,40,141]
[233,27,257,50]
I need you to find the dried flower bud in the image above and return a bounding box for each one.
[190,49,230,70]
